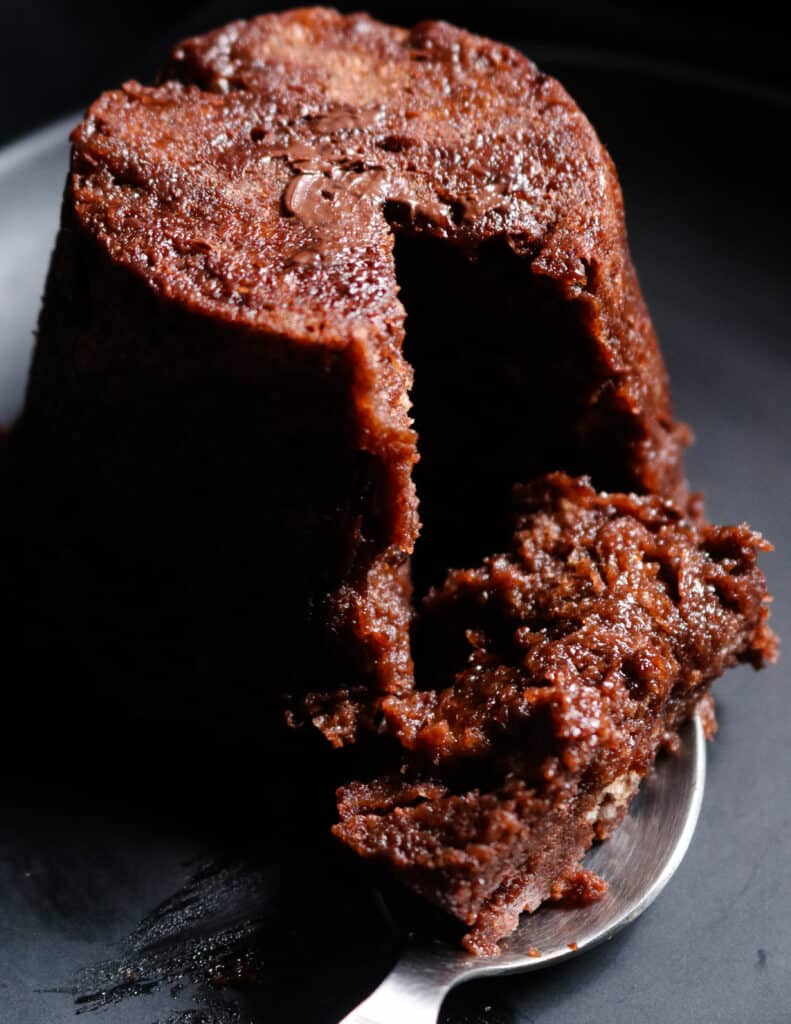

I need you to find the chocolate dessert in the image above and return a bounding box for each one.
[18,8,775,952]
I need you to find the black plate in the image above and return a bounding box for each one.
[0,53,789,1024]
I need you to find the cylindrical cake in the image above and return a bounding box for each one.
[16,8,775,954]
[24,8,688,712]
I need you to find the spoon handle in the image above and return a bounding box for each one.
[338,946,460,1024]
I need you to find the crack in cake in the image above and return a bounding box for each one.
[17,8,776,954]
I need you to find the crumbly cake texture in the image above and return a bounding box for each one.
[20,8,776,953]
[335,473,776,953]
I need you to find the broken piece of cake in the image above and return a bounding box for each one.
[334,473,775,954]
[17,8,776,954]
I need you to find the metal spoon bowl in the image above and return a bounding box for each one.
[341,714,706,1024]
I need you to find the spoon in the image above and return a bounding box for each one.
[340,713,705,1024]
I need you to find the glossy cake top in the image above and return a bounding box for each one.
[72,7,630,348]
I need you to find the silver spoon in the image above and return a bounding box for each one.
[340,713,705,1024]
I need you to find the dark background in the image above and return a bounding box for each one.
[1,6,789,1024]
[1,1,789,145]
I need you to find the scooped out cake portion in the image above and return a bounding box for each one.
[17,8,776,953]
[335,474,776,954]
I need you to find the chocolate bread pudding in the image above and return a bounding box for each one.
[18,8,776,953]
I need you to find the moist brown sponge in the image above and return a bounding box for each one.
[18,8,775,952]
[335,473,775,953]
